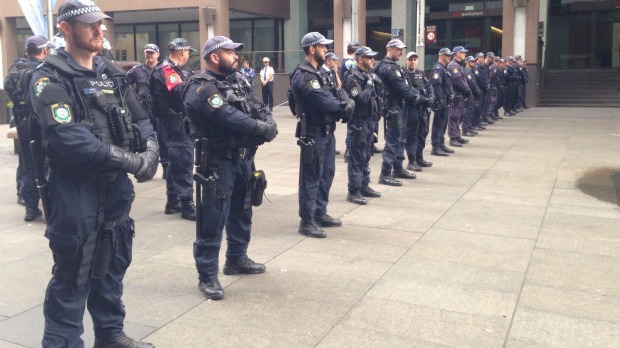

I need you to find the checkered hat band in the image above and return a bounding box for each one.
[302,39,323,48]
[202,39,233,57]
[171,45,192,51]
[57,6,102,23]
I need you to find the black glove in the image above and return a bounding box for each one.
[107,145,145,175]
[135,139,159,183]
[341,99,355,118]
[365,75,374,87]
[427,96,436,107]
[369,72,382,86]
[254,120,278,142]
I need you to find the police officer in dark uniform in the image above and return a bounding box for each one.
[343,46,382,205]
[446,46,471,149]
[375,39,419,186]
[150,38,197,220]
[291,32,355,238]
[4,35,50,221]
[463,56,481,137]
[471,52,487,134]
[127,43,169,178]
[27,1,158,346]
[404,52,434,171]
[503,56,519,116]
[340,41,360,162]
[493,57,507,119]
[183,36,277,300]
[430,48,455,156]
[481,52,498,125]
[515,55,527,110]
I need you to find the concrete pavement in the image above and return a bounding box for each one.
[0,106,619,347]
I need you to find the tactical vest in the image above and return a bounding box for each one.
[291,64,333,126]
[183,73,258,150]
[44,55,135,151]
[6,58,35,116]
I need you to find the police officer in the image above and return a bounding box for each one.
[375,39,419,186]
[463,56,481,137]
[446,46,471,149]
[340,41,361,162]
[4,35,50,221]
[404,51,434,171]
[127,43,170,178]
[515,55,528,110]
[481,52,498,126]
[27,1,158,346]
[150,38,197,220]
[493,57,507,119]
[504,56,520,116]
[471,52,487,134]
[430,48,455,156]
[183,36,276,300]
[344,46,382,205]
[291,32,355,238]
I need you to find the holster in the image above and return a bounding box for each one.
[90,222,117,280]
[297,138,314,165]
[168,108,184,132]
[350,123,365,145]
[386,108,402,130]
[245,169,267,208]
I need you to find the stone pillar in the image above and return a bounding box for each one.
[415,0,426,69]
[391,0,415,63]
[284,0,307,72]
[514,0,528,57]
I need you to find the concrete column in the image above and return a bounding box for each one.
[514,0,527,56]
[391,0,415,63]
[212,0,230,37]
[284,0,307,71]
[415,0,426,69]
[357,0,366,45]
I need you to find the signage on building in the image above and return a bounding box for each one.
[453,10,485,18]
[425,25,437,44]
[392,29,403,38]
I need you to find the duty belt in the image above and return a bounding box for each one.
[210,148,253,160]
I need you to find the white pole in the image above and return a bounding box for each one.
[352,0,358,42]
[416,0,426,69]
[47,0,54,39]
[514,7,527,56]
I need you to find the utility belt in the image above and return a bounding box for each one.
[210,147,254,161]
[305,123,335,136]
[50,164,124,183]
[52,211,129,286]
[387,98,406,109]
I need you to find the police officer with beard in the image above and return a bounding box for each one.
[27,1,158,346]
[183,36,277,300]
[150,38,197,221]
[430,48,455,156]
[4,35,50,221]
[344,46,382,205]
[403,51,434,172]
[291,32,355,238]
[375,39,419,186]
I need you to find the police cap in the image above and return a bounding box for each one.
[405,51,418,59]
[386,39,406,49]
[506,56,514,61]
[302,32,333,48]
[57,0,112,25]
[452,46,468,53]
[438,48,454,56]
[355,46,379,59]
[475,52,484,59]
[169,38,197,52]
[486,52,495,58]
[25,35,50,49]
[324,52,339,60]
[201,36,243,57]
[144,44,159,53]
[465,56,475,63]
[347,41,361,49]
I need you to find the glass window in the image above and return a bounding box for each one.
[181,22,201,70]
[449,0,485,12]
[114,25,135,61]
[158,23,179,55]
[452,18,484,52]
[135,24,157,61]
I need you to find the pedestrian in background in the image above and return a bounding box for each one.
[260,57,274,110]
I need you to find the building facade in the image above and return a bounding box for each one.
[1,0,619,110]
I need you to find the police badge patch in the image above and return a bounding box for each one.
[168,74,179,83]
[34,77,50,97]
[453,68,458,74]
[350,87,359,97]
[475,70,479,75]
[467,75,472,79]
[50,103,72,124]
[208,94,223,108]
[433,73,439,79]
[310,80,321,89]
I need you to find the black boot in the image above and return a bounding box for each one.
[347,191,367,205]
[315,213,342,227]
[223,257,266,275]
[378,174,403,186]
[180,198,197,221]
[164,195,181,214]
[431,146,448,157]
[407,161,422,172]
[198,279,224,300]
[393,168,416,179]
[456,137,469,144]
[417,157,433,167]
[448,139,462,148]
[298,220,327,238]
[94,334,154,348]
[24,206,42,222]
[360,186,381,197]
[441,144,455,153]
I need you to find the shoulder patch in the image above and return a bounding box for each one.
[433,73,439,79]
[51,103,72,124]
[208,94,223,108]
[350,87,359,97]
[467,75,472,79]
[474,70,479,75]
[34,77,50,97]
[453,68,458,74]
[310,79,321,89]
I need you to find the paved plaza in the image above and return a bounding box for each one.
[0,106,619,347]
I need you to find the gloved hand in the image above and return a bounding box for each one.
[427,96,436,107]
[341,99,355,118]
[135,139,159,182]
[371,73,383,86]
[107,145,144,175]
[254,120,278,142]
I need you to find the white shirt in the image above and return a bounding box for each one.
[260,65,274,83]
